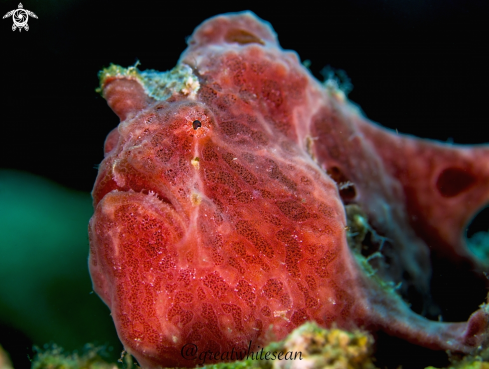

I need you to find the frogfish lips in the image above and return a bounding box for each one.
[89,11,489,369]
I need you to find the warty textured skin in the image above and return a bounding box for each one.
[89,12,489,368]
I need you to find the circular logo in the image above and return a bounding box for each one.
[12,9,28,28]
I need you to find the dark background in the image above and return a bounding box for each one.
[1,0,488,368]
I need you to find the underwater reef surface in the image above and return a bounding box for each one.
[26,323,489,369]
[28,323,378,369]
[88,11,489,369]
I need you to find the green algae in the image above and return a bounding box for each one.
[31,345,119,369]
[428,345,489,369]
[27,323,377,369]
[97,62,200,101]
[191,322,376,369]
[19,321,489,369]
[345,204,400,295]
[427,360,489,369]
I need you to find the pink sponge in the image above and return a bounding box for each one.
[89,11,489,368]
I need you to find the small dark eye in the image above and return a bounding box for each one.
[193,120,202,130]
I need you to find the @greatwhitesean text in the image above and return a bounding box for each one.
[181,341,303,365]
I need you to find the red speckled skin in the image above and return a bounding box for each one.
[89,12,489,368]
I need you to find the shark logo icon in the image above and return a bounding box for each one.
[3,3,38,31]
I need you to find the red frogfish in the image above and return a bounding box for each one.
[89,11,489,368]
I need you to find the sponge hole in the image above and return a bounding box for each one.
[436,167,476,197]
